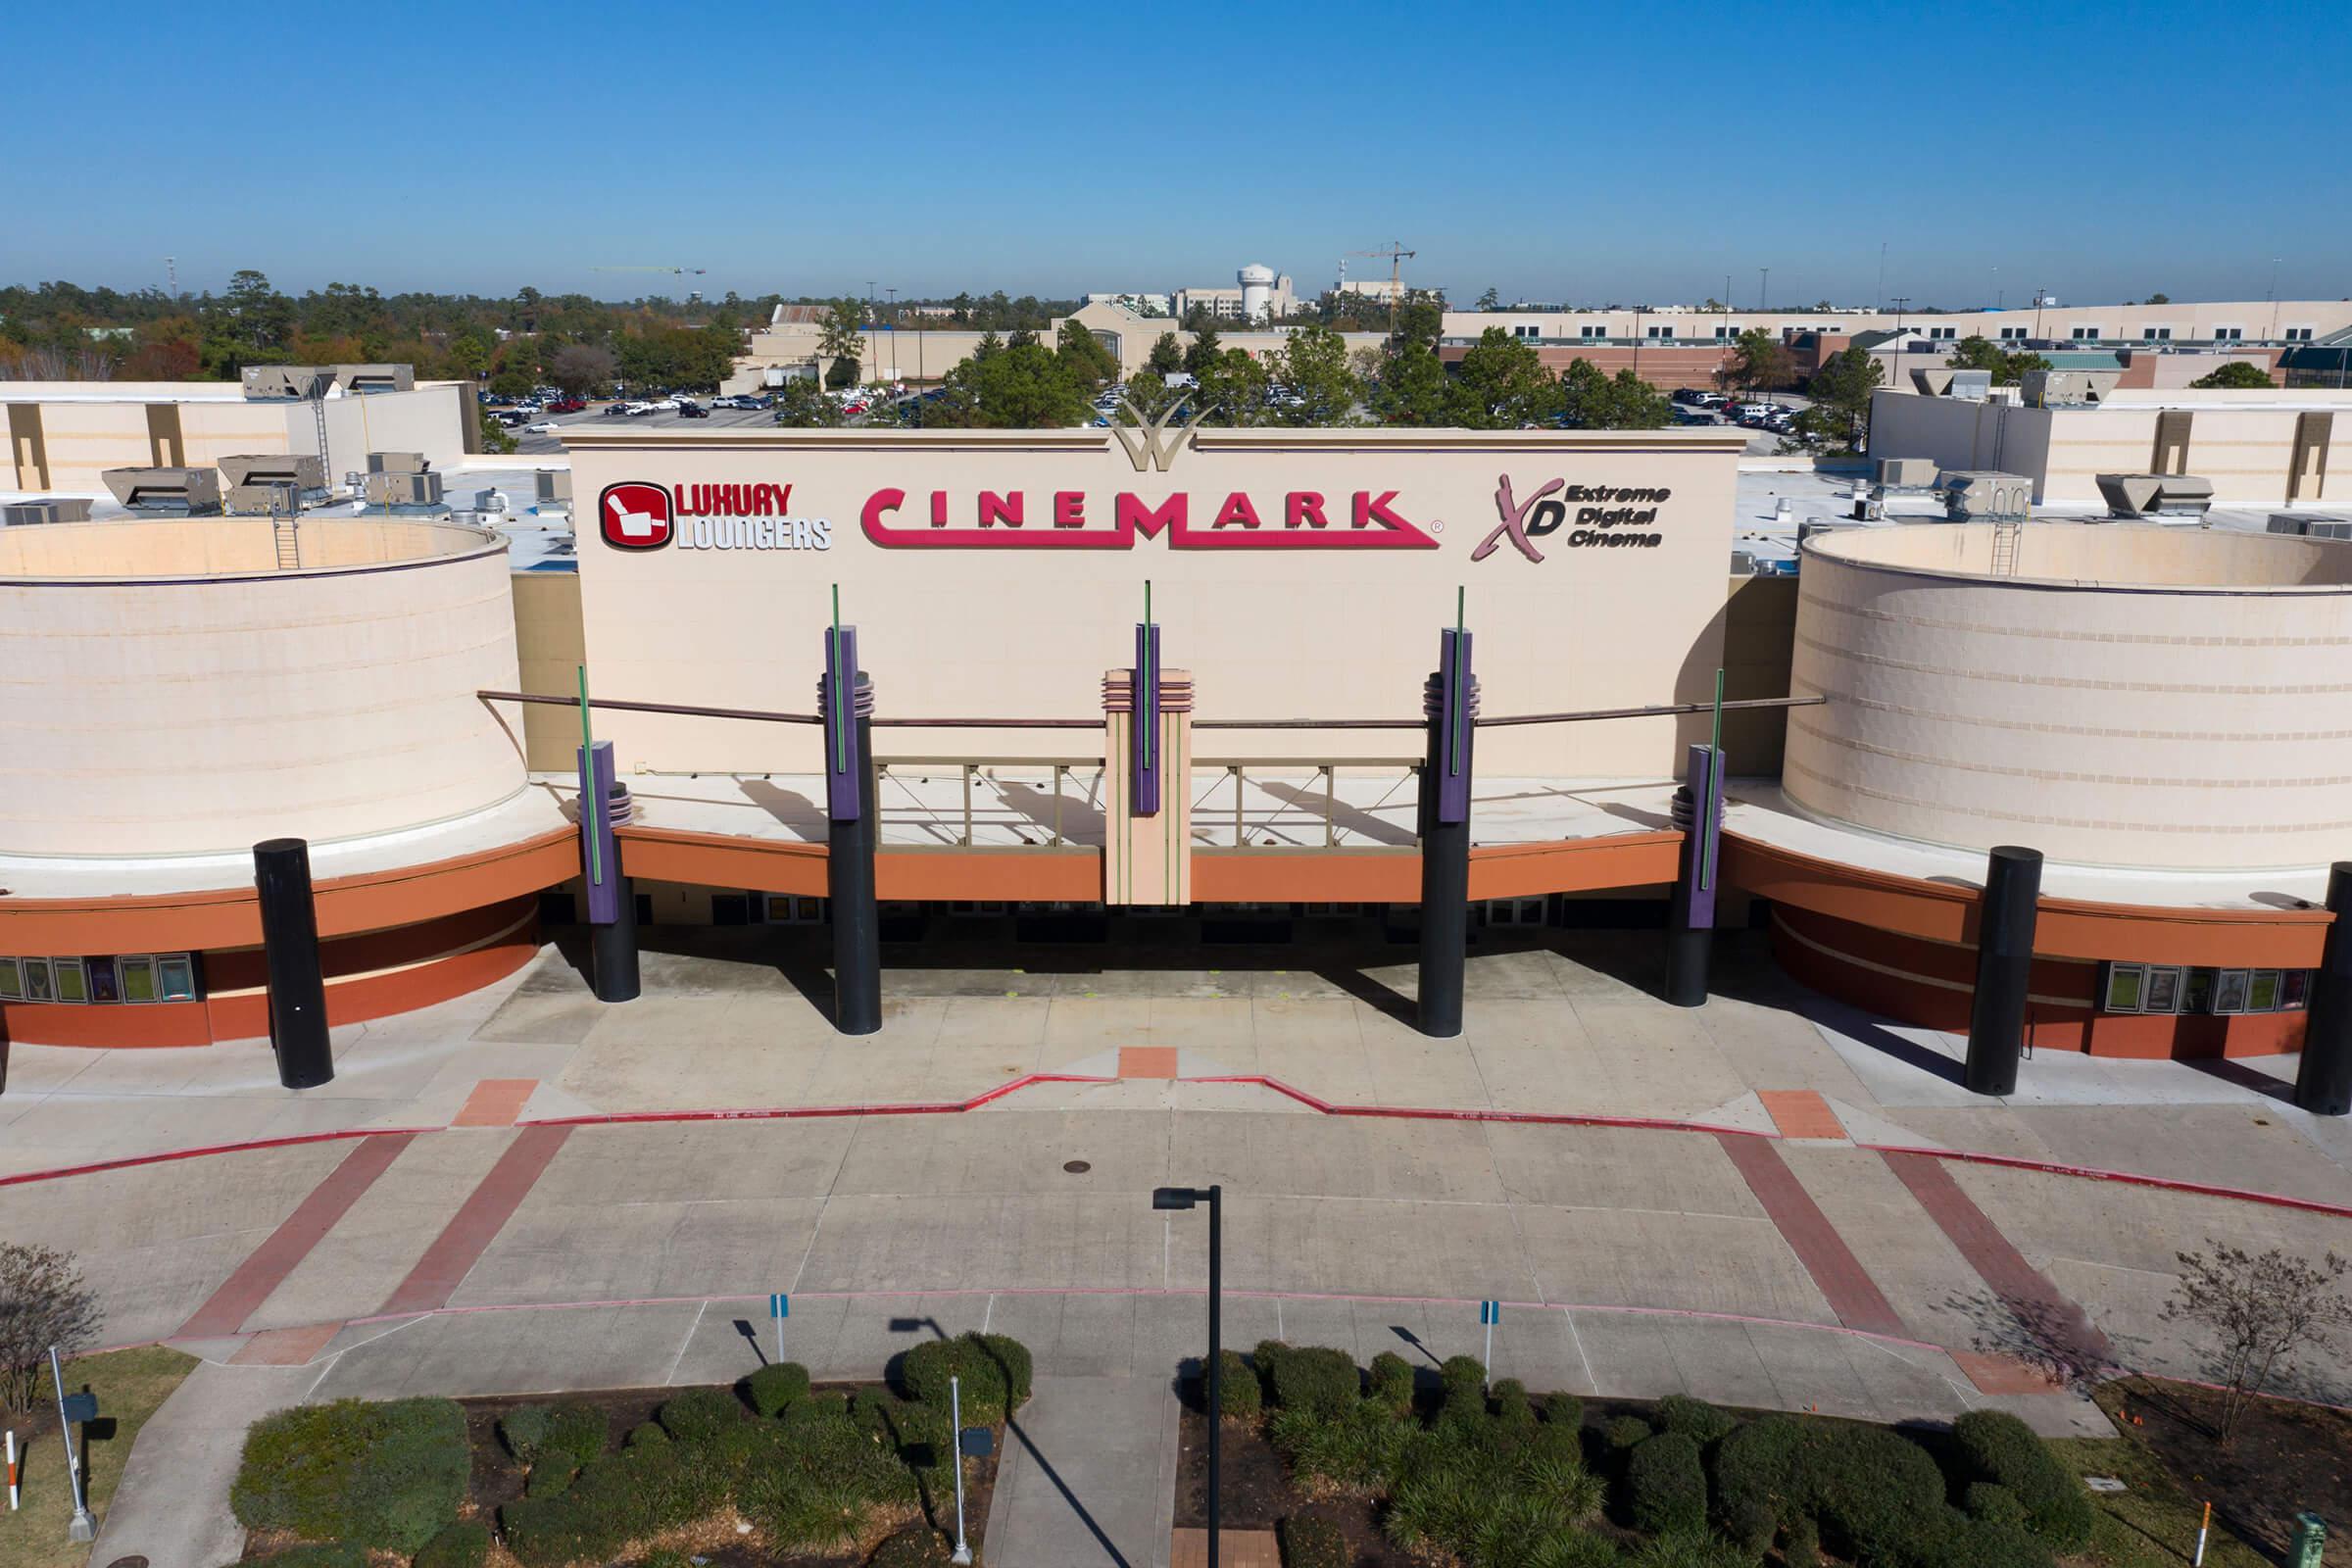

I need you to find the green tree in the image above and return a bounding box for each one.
[1446,327,1558,427]
[1182,326,1222,374]
[1947,335,2051,384]
[1556,360,1673,429]
[548,343,614,397]
[1369,340,1450,425]
[1116,368,1182,421]
[1722,327,1793,399]
[771,380,842,427]
[1146,331,1185,375]
[2147,292,2171,305]
[1269,324,1360,425]
[947,340,1089,428]
[972,328,1004,363]
[488,364,534,398]
[1800,345,1886,450]
[818,298,864,387]
[1390,293,1445,352]
[1474,286,1500,311]
[1054,319,1119,385]
[449,326,496,378]
[1191,346,1273,426]
[223,269,294,357]
[2190,361,2275,389]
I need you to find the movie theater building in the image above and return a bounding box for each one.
[2,423,2348,1109]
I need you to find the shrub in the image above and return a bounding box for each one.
[1516,1447,1605,1522]
[626,1420,668,1448]
[1623,1533,1757,1568]
[1711,1413,1804,1549]
[254,1548,368,1568]
[1948,1409,2095,1550]
[1266,1346,1358,1419]
[524,1459,575,1499]
[1605,1414,1652,1450]
[1367,1350,1416,1414]
[1655,1395,1736,1446]
[1782,1513,1822,1568]
[1270,1400,1413,1493]
[1544,1392,1585,1430]
[1963,1482,2027,1528]
[900,1332,1034,1423]
[1211,1348,1262,1420]
[1279,1513,1348,1568]
[1494,1378,1537,1428]
[1626,1432,1708,1536]
[1438,1353,1487,1415]
[1527,1529,1624,1568]
[543,1402,608,1469]
[499,1404,553,1464]
[747,1359,812,1417]
[415,1520,491,1568]
[231,1396,468,1553]
[657,1386,740,1444]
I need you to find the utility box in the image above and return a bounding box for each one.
[368,451,428,475]
[220,455,328,513]
[330,363,415,394]
[1947,368,1992,402]
[2,497,94,526]
[535,469,572,506]
[2020,369,2122,407]
[102,466,222,514]
[363,469,444,508]
[1875,457,1939,488]
[2290,1512,2324,1568]
[240,366,332,400]
[2269,514,2352,540]
[1941,470,2033,520]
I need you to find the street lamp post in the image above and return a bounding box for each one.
[1154,1185,1223,1568]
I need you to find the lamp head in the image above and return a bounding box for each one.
[1152,1187,1198,1210]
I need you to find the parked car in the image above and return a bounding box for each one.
[676,401,710,418]
[545,397,586,414]
[626,401,658,416]
[524,420,559,434]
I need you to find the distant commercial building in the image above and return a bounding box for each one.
[1174,265,1297,322]
[1082,292,1173,317]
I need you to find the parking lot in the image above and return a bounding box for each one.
[508,401,776,455]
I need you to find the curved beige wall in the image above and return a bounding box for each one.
[1785,523,2352,869]
[0,519,524,857]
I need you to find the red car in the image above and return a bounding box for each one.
[544,397,586,414]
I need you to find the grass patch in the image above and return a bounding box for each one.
[0,1345,198,1568]
[2046,1437,2267,1568]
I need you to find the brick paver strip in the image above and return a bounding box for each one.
[1757,1090,1847,1141]
[380,1125,573,1316]
[1948,1349,2068,1395]
[229,1320,345,1367]
[1717,1133,1907,1338]
[453,1077,539,1127]
[1172,1528,1280,1568]
[175,1132,416,1340]
[1120,1046,1179,1079]
[1882,1150,2115,1374]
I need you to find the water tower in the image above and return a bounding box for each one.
[1238,263,1277,322]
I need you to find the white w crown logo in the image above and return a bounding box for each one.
[1107,396,1211,473]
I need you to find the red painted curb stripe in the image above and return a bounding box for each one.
[1882,1150,2117,1372]
[1718,1133,1908,1339]
[0,1125,439,1190]
[176,1133,417,1340]
[379,1125,572,1316]
[1858,1140,2352,1221]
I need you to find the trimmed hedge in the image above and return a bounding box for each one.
[254,1548,368,1568]
[1279,1513,1348,1568]
[1782,1513,1822,1568]
[1964,1482,2028,1528]
[1367,1350,1416,1414]
[414,1520,491,1568]
[1494,1378,1537,1428]
[499,1404,552,1463]
[626,1420,668,1448]
[543,1402,608,1470]
[231,1396,468,1553]
[901,1332,1034,1424]
[1268,1346,1359,1419]
[523,1459,575,1499]
[657,1386,741,1444]
[1625,1431,1707,1535]
[1654,1395,1735,1446]
[1212,1348,1262,1420]
[1437,1354,1488,1429]
[1949,1409,2095,1551]
[1543,1392,1585,1431]
[1604,1414,1652,1451]
[747,1359,812,1417]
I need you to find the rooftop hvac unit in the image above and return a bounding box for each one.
[363,469,444,508]
[1729,550,1759,574]
[225,479,303,516]
[534,469,573,506]
[475,488,510,514]
[2096,473,2215,519]
[1947,368,1992,402]
[2019,369,2123,407]
[368,451,429,474]
[2269,514,2352,540]
[1908,368,1956,396]
[1940,470,2033,520]
[330,363,416,394]
[219,454,327,492]
[240,366,335,400]
[1874,457,1938,488]
[2,497,95,526]
[101,466,222,514]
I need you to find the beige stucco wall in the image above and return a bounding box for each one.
[0,518,524,857]
[1784,522,2352,869]
[513,571,587,769]
[566,426,1745,780]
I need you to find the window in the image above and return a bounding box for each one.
[762,895,825,924]
[1927,325,1958,340]
[2100,961,2311,1015]
[2285,326,2315,342]
[1998,326,2028,341]
[2070,325,2104,340]
[1579,325,1606,339]
[2285,970,2312,1007]
[2103,963,2146,1012]
[2212,326,2243,341]
[1484,897,1548,926]
[2248,970,2282,1010]
[2141,326,2174,341]
[1646,324,1673,339]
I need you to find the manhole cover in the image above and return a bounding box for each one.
[107,1558,151,1568]
[1063,1160,1092,1174]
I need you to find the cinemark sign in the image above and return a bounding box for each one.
[859,488,1440,549]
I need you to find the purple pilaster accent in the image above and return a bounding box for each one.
[1132,621,1161,816]
[820,624,870,822]
[1683,742,1723,929]
[1435,628,1474,824]
[578,739,621,924]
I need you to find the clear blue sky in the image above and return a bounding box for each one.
[4,0,2344,310]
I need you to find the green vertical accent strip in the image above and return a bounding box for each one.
[577,664,601,886]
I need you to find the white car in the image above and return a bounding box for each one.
[651,398,681,412]
[524,420,559,434]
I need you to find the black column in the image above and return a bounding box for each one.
[1417,685,1470,1040]
[1664,745,1722,1008]
[829,702,881,1035]
[1964,845,2043,1097]
[591,838,640,1004]
[2294,862,2352,1116]
[252,838,333,1090]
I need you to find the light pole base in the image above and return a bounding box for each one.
[69,1508,95,1543]
[952,1549,972,1565]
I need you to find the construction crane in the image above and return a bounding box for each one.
[1345,243,1417,335]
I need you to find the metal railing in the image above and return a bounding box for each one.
[873,756,1100,849]
[1193,757,1421,850]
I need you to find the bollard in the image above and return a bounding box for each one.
[1964,846,2043,1097]
[578,739,640,1004]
